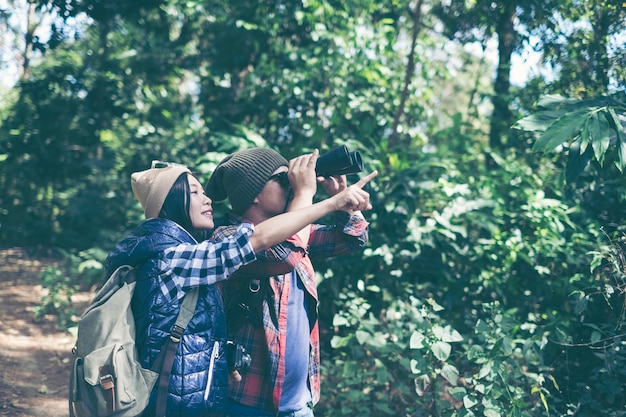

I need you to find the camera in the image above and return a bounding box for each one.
[226,341,252,374]
[315,145,364,177]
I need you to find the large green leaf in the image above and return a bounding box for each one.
[532,107,594,152]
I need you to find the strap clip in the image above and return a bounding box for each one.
[170,324,184,343]
[99,373,115,390]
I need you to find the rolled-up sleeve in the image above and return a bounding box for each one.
[307,212,369,259]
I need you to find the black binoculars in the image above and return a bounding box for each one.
[315,145,364,177]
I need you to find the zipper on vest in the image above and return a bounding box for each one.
[204,340,220,401]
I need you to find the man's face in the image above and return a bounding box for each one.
[253,166,291,219]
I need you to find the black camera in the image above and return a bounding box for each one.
[226,341,252,374]
[315,145,364,177]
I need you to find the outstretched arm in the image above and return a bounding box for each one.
[249,170,377,253]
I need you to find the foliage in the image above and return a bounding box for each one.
[315,123,607,414]
[34,247,106,328]
[35,265,77,329]
[514,94,626,183]
[2,0,626,416]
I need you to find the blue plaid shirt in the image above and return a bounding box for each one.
[158,222,257,302]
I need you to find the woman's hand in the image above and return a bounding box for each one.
[331,171,377,212]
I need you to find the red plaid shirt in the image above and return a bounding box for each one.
[212,212,369,413]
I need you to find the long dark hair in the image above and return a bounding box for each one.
[158,173,198,239]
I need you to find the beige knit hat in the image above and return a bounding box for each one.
[205,148,288,214]
[131,162,191,219]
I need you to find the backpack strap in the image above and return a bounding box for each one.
[153,287,199,417]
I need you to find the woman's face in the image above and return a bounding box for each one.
[187,174,214,230]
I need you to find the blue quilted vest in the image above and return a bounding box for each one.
[105,218,229,417]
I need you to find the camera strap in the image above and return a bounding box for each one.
[228,277,267,331]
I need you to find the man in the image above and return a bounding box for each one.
[206,147,372,417]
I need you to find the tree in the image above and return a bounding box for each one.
[434,0,527,149]
[0,0,54,88]
[533,0,626,96]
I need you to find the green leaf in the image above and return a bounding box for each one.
[591,330,602,344]
[513,110,564,132]
[478,362,492,379]
[410,359,421,374]
[355,330,386,347]
[589,111,611,165]
[532,107,594,152]
[442,326,463,343]
[414,374,431,396]
[440,364,459,385]
[536,94,578,108]
[463,394,478,409]
[466,345,484,360]
[565,140,592,183]
[432,324,464,343]
[333,315,350,326]
[608,108,626,171]
[355,330,369,345]
[410,331,425,349]
[579,116,592,154]
[617,136,626,172]
[448,386,467,400]
[475,319,490,334]
[431,341,451,361]
[589,252,604,272]
[331,335,351,348]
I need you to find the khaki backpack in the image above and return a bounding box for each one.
[69,264,198,417]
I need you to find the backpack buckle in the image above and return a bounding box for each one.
[170,324,184,342]
[98,365,116,413]
[99,373,115,390]
[98,365,115,390]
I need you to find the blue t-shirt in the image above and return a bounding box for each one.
[280,271,312,412]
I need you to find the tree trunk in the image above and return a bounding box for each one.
[489,0,516,150]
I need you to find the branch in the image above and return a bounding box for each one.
[389,0,425,149]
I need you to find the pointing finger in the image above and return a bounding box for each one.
[355,170,378,188]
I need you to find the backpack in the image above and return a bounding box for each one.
[69,264,199,417]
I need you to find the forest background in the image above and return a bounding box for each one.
[1,0,626,416]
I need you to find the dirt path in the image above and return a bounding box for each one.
[0,248,86,417]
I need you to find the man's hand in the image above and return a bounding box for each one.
[319,174,347,196]
[288,150,319,202]
[229,370,242,384]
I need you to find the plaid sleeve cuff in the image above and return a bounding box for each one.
[336,211,369,237]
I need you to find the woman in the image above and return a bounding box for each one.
[103,156,376,417]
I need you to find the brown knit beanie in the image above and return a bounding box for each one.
[131,163,191,219]
[205,148,288,214]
